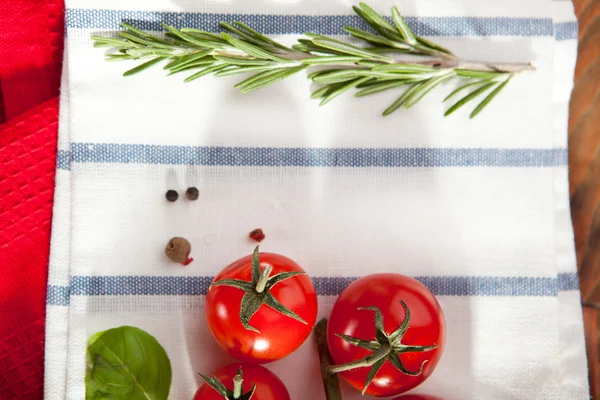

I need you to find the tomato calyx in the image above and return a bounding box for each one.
[210,246,308,332]
[199,368,257,400]
[328,300,438,395]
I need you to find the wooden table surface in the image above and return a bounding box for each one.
[570,0,600,398]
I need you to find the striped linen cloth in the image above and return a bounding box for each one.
[44,0,587,399]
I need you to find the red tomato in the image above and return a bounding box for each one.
[327,273,445,397]
[193,363,290,400]
[206,248,318,363]
[394,395,444,400]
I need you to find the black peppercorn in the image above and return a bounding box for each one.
[166,190,179,202]
[185,187,199,200]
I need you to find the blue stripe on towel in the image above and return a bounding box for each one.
[57,150,71,171]
[45,273,580,305]
[555,21,578,41]
[66,9,553,37]
[47,285,71,306]
[69,143,567,168]
[558,272,580,291]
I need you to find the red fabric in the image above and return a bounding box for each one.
[0,0,65,398]
[0,0,65,120]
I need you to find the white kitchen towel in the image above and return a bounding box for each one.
[44,48,72,400]
[45,0,588,399]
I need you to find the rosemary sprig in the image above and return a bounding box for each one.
[92,2,534,118]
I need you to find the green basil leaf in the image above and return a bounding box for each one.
[86,326,172,400]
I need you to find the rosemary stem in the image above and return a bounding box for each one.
[457,60,536,73]
[236,52,534,74]
[203,46,533,74]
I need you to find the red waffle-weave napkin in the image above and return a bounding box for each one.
[0,0,64,398]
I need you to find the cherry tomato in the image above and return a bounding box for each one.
[206,247,318,363]
[327,273,445,397]
[194,363,290,400]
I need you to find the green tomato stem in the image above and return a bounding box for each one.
[255,264,272,293]
[328,343,391,374]
[315,319,342,400]
[233,371,243,398]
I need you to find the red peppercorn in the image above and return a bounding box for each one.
[249,228,265,242]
